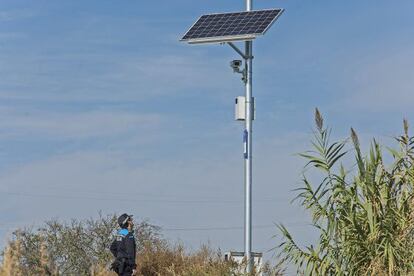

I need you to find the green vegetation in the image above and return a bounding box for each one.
[0,213,282,275]
[277,109,414,275]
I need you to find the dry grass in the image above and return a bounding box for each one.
[0,239,57,276]
[0,215,283,275]
[0,242,22,276]
[135,242,236,276]
[0,238,277,276]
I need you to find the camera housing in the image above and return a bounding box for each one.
[230,60,243,71]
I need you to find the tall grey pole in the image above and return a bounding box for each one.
[245,0,253,273]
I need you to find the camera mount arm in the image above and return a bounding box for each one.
[227,42,248,60]
[226,42,252,84]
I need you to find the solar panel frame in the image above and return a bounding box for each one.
[181,9,284,44]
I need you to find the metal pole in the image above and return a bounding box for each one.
[245,0,253,273]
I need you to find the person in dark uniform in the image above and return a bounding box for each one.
[110,213,137,276]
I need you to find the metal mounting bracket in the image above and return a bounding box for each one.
[227,42,248,60]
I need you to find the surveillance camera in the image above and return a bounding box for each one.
[229,59,246,82]
[230,60,242,69]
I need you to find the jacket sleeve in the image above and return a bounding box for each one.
[125,235,137,268]
[110,239,118,257]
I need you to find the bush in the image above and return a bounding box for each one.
[0,213,281,275]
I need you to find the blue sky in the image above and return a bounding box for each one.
[1,0,414,264]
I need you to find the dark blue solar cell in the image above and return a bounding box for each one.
[181,9,282,42]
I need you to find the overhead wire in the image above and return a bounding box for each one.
[163,224,275,231]
[0,220,308,232]
[0,190,307,232]
[161,222,308,232]
[0,190,290,204]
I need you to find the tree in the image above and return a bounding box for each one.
[1,213,163,275]
[277,109,414,275]
[2,214,273,275]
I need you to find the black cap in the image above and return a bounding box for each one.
[118,213,133,228]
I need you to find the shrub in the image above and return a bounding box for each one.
[0,214,281,275]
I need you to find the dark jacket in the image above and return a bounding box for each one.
[110,229,137,271]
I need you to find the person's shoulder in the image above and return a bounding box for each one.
[117,229,129,237]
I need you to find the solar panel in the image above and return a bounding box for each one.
[181,9,284,44]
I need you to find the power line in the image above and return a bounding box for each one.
[3,185,294,202]
[0,220,308,233]
[162,224,274,231]
[0,191,290,204]
[162,222,308,232]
